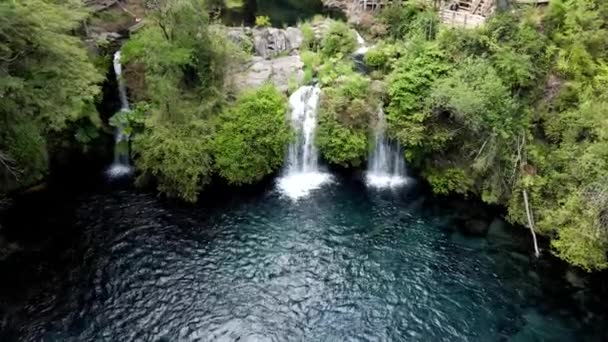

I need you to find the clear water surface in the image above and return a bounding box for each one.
[0,179,605,341]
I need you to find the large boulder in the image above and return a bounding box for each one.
[232,55,304,93]
[228,26,304,59]
[252,27,303,59]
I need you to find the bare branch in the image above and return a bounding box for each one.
[0,150,20,181]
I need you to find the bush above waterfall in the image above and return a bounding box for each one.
[317,73,382,168]
[213,85,290,185]
[297,18,383,169]
[321,21,357,58]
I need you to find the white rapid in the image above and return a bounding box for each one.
[107,50,132,178]
[277,85,332,200]
[354,31,369,55]
[366,108,408,189]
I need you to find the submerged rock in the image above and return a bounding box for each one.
[463,218,491,236]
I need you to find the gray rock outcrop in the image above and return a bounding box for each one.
[227,26,304,60]
[229,26,307,92]
[232,55,304,93]
[253,27,303,59]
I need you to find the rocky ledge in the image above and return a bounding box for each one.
[228,26,306,93]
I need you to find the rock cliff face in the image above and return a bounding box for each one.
[232,56,304,93]
[228,27,304,60]
[322,0,364,24]
[229,27,306,93]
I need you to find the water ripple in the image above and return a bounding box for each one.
[1,187,604,341]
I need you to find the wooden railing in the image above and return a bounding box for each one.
[354,0,550,28]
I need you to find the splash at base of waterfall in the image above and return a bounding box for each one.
[277,172,333,200]
[277,85,331,200]
[365,107,408,190]
[365,173,408,189]
[106,164,133,179]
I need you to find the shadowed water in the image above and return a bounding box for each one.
[0,180,605,341]
[221,0,344,27]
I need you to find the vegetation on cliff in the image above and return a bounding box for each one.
[3,0,607,271]
[121,0,289,201]
[0,0,103,191]
[374,0,608,270]
[299,19,384,168]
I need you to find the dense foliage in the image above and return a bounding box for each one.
[378,0,608,270]
[299,18,382,168]
[0,0,102,191]
[122,0,289,201]
[213,85,290,185]
[5,0,608,271]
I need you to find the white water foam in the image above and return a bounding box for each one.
[277,172,333,200]
[106,163,133,179]
[354,32,369,55]
[277,85,332,200]
[365,107,408,189]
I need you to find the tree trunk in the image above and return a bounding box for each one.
[522,189,540,258]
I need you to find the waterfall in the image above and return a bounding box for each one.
[106,51,132,178]
[353,31,369,73]
[277,85,332,200]
[354,31,369,55]
[366,108,408,188]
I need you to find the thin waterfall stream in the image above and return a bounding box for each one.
[106,50,132,178]
[277,85,331,200]
[352,34,408,188]
[366,108,409,188]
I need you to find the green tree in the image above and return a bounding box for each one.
[213,85,290,184]
[0,0,102,190]
[122,0,245,201]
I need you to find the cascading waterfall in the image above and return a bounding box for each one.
[366,108,408,188]
[277,85,331,200]
[107,50,132,178]
[353,31,369,73]
[354,31,369,55]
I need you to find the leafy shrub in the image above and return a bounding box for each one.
[3,122,48,186]
[213,84,290,184]
[109,105,148,137]
[321,21,357,58]
[300,22,317,50]
[316,115,368,168]
[255,15,271,28]
[317,73,380,167]
[133,122,213,203]
[364,42,403,72]
[424,167,473,195]
[318,59,356,86]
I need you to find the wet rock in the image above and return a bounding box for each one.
[232,55,304,93]
[227,27,254,52]
[85,0,118,12]
[464,218,491,236]
[85,29,124,56]
[227,26,303,59]
[252,27,303,59]
[565,269,587,289]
